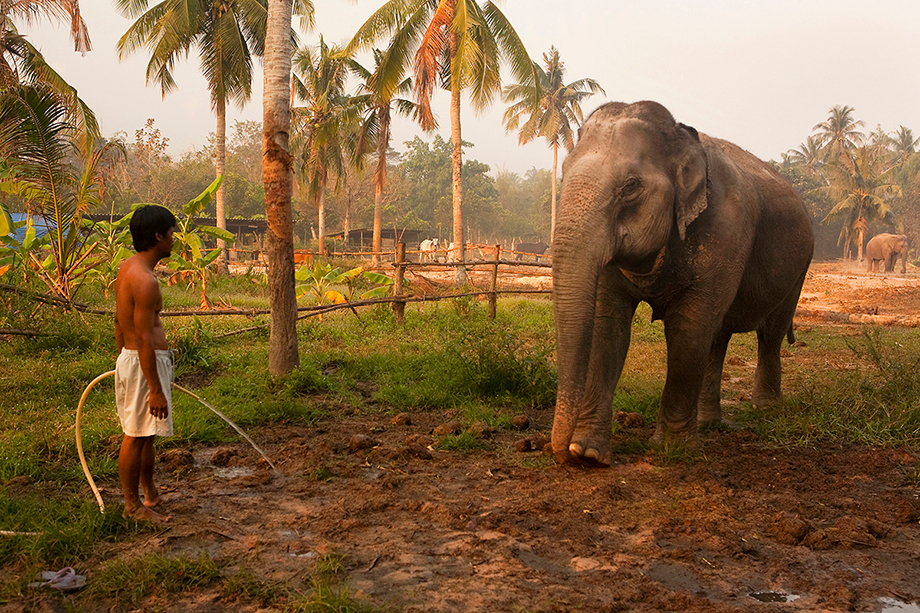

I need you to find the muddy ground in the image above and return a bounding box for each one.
[14,261,920,612]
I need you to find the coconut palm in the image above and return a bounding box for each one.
[1,0,97,154]
[347,0,537,283]
[502,46,603,238]
[0,84,123,299]
[821,146,900,260]
[786,134,827,177]
[813,105,865,168]
[291,37,358,257]
[115,0,313,271]
[345,48,420,265]
[262,0,299,375]
[892,125,919,159]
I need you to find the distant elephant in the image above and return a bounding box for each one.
[866,233,908,273]
[552,101,814,465]
[514,240,549,261]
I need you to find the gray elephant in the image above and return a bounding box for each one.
[551,101,814,465]
[866,233,908,273]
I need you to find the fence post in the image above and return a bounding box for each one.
[489,244,500,319]
[393,242,406,323]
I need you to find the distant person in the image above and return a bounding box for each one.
[113,205,177,523]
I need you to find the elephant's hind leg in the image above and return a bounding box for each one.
[751,288,801,407]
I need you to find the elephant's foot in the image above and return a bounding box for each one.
[556,422,612,467]
[697,404,722,431]
[751,388,781,409]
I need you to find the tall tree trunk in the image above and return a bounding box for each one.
[317,183,326,256]
[263,0,299,375]
[215,96,228,273]
[372,116,388,266]
[449,33,466,286]
[551,141,558,241]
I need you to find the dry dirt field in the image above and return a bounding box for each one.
[13,261,920,613]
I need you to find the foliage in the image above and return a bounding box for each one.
[295,262,394,306]
[165,176,236,308]
[82,210,134,296]
[0,85,124,299]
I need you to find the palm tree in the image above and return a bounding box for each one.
[291,37,358,257]
[1,0,97,154]
[345,48,420,265]
[347,0,537,284]
[263,0,299,375]
[821,146,900,260]
[892,125,919,159]
[813,105,865,168]
[115,0,313,271]
[0,84,123,299]
[786,134,827,176]
[502,46,603,238]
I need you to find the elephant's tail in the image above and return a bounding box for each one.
[786,323,796,345]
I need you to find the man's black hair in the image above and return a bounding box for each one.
[130,205,177,252]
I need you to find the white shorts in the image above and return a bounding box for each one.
[115,349,174,438]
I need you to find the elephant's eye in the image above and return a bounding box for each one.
[620,177,642,200]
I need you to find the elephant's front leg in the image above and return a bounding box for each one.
[698,330,732,429]
[654,314,717,442]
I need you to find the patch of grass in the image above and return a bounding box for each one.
[437,431,493,453]
[290,577,388,613]
[89,552,220,608]
[0,493,136,568]
[742,327,920,446]
[313,551,347,577]
[221,568,288,605]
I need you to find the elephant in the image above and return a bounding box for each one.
[866,233,908,273]
[551,101,814,465]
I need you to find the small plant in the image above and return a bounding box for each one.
[166,176,236,308]
[313,550,347,576]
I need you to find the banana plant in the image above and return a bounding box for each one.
[82,211,134,297]
[295,263,403,311]
[166,176,236,309]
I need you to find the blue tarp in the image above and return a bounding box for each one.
[5,213,55,245]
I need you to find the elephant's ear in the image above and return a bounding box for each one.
[675,124,709,240]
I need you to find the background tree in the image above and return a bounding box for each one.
[502,46,603,237]
[115,0,312,271]
[821,146,900,260]
[291,37,357,256]
[263,0,299,375]
[346,49,420,264]
[0,0,97,154]
[348,0,537,283]
[813,105,865,168]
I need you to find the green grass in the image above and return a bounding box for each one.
[4,272,920,609]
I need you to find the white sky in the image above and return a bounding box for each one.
[22,0,920,176]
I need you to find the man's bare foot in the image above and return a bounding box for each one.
[123,503,171,524]
[143,492,163,509]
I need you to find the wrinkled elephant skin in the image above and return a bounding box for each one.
[551,101,814,466]
[866,233,908,274]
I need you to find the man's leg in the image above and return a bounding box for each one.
[119,435,170,523]
[140,436,163,508]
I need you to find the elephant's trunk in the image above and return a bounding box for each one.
[551,177,613,461]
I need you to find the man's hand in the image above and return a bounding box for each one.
[149,388,169,419]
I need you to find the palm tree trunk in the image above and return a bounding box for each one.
[317,185,326,256]
[551,141,558,241]
[449,33,466,286]
[215,96,228,273]
[263,0,299,376]
[372,122,388,266]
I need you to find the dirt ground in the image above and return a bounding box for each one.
[16,261,920,612]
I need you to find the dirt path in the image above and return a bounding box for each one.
[39,262,920,612]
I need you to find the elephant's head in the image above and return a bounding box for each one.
[551,101,710,461]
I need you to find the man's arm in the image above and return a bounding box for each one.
[133,276,168,419]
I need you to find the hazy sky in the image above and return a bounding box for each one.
[22,1,920,176]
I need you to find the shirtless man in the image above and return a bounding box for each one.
[114,205,177,523]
